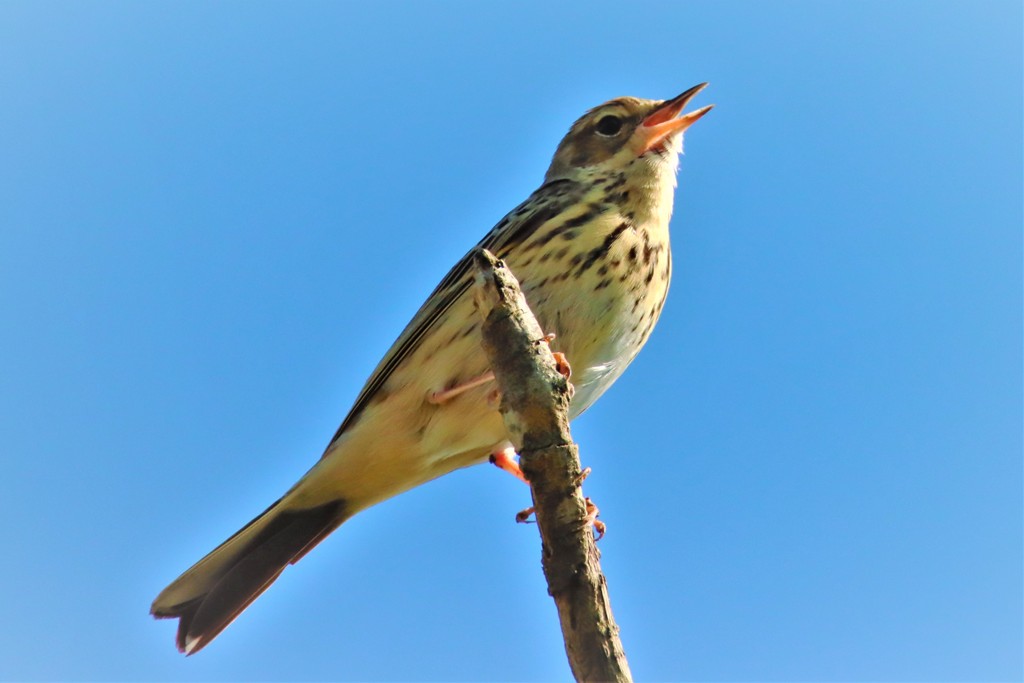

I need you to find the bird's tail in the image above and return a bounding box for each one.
[150,497,347,655]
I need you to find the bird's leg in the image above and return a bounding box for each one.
[486,336,591,533]
[490,444,537,522]
[536,333,574,398]
[514,497,604,540]
[427,371,496,405]
[436,336,564,407]
[535,333,572,379]
[584,497,606,541]
[488,443,528,484]
[515,505,536,524]
[552,352,572,382]
[574,467,605,538]
[469,334,569,409]
[500,455,604,540]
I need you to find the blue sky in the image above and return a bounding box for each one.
[1,2,1020,681]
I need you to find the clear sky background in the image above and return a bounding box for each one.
[0,2,1020,681]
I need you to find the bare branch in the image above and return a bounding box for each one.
[472,248,633,683]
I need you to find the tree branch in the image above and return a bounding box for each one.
[472,248,633,683]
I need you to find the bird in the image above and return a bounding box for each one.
[151,83,713,655]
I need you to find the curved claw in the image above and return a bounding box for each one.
[551,351,572,380]
[515,506,535,524]
[584,497,605,541]
[513,497,604,541]
[536,333,571,378]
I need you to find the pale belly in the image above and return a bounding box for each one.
[515,225,671,419]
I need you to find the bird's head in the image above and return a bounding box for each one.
[545,83,713,183]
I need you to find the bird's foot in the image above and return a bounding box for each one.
[535,333,571,378]
[488,444,528,484]
[490,429,601,540]
[536,333,574,397]
[427,371,496,405]
[552,352,572,381]
[515,505,535,524]
[575,467,605,539]
[584,497,605,541]
[514,497,605,540]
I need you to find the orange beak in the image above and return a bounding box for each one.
[636,82,714,155]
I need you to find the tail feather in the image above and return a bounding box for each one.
[152,499,346,655]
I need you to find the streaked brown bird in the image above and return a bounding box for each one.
[151,83,713,654]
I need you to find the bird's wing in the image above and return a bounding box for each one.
[325,178,581,446]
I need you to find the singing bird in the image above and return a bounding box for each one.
[152,83,713,654]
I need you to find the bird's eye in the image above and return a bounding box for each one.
[595,115,623,137]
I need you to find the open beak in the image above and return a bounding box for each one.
[636,82,714,155]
